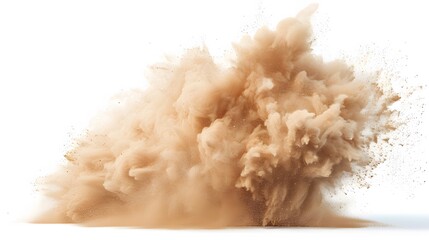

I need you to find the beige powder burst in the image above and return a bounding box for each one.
[36,5,396,227]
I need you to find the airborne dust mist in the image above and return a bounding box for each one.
[36,5,397,227]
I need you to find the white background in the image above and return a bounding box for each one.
[0,0,428,239]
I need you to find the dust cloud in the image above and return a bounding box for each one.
[36,5,397,227]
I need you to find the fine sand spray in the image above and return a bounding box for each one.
[36,5,399,227]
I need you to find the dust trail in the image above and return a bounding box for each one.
[36,5,396,227]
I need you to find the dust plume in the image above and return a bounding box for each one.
[36,5,396,227]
